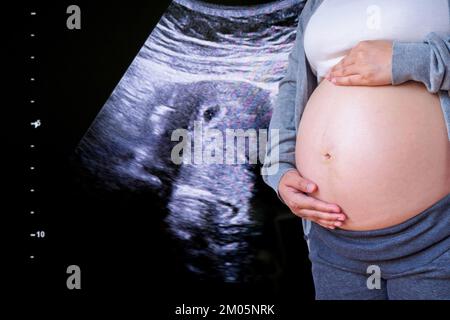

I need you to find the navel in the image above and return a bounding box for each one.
[323,152,332,160]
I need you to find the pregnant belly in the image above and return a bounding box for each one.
[295,80,450,231]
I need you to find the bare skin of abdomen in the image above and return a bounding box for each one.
[295,80,450,231]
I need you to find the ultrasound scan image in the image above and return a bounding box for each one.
[72,0,305,284]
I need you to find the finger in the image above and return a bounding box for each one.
[285,174,317,193]
[342,55,356,66]
[329,63,359,78]
[331,74,366,86]
[328,62,343,78]
[329,55,356,74]
[295,208,345,221]
[317,219,344,228]
[315,219,340,229]
[295,193,343,214]
[313,220,335,229]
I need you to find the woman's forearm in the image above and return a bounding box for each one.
[262,0,319,194]
[392,32,450,93]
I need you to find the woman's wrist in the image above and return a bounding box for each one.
[391,40,430,87]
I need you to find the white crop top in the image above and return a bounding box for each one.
[303,0,450,82]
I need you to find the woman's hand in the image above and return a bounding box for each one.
[326,40,393,86]
[278,170,346,229]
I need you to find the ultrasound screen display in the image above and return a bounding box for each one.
[70,0,306,285]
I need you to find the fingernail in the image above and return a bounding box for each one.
[338,216,345,221]
[306,183,314,192]
[331,77,336,84]
[334,221,342,227]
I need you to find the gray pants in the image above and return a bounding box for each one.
[307,193,450,300]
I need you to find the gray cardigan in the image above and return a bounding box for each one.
[262,0,450,197]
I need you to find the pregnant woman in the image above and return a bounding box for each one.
[262,0,450,299]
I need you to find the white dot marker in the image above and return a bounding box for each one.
[30,211,35,214]
[30,189,35,192]
[30,56,35,60]
[30,166,35,170]
[30,100,35,103]
[30,255,35,259]
[30,33,35,37]
[30,12,36,16]
[30,78,35,81]
[30,144,35,148]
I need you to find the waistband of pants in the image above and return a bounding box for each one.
[309,193,450,275]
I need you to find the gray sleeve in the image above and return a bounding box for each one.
[261,0,315,200]
[392,32,450,93]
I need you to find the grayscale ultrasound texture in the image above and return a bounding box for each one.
[74,0,305,282]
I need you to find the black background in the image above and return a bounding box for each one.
[15,0,315,314]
